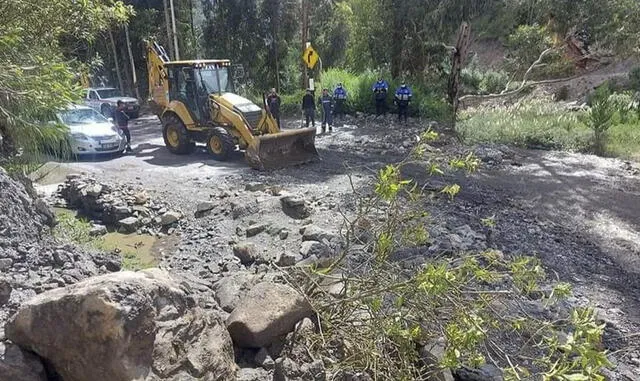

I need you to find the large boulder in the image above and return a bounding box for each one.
[5,269,236,381]
[0,342,47,381]
[213,272,259,313]
[226,282,313,348]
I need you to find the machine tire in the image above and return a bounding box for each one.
[101,104,112,118]
[206,127,234,161]
[163,114,195,154]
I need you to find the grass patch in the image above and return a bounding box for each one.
[53,208,160,270]
[457,99,640,159]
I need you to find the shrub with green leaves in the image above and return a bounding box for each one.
[287,130,610,380]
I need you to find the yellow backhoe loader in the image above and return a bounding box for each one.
[146,41,318,170]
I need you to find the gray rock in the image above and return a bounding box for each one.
[233,242,261,265]
[246,223,269,237]
[301,225,337,243]
[133,192,148,205]
[254,347,275,370]
[231,201,259,220]
[280,195,311,219]
[226,282,313,348]
[213,272,259,313]
[118,217,139,233]
[196,201,215,215]
[85,183,103,197]
[276,252,298,267]
[273,357,302,381]
[89,224,108,237]
[236,367,271,381]
[454,364,503,381]
[34,198,56,227]
[0,258,13,270]
[0,278,11,305]
[0,342,47,381]
[418,339,454,381]
[279,229,289,240]
[160,211,181,226]
[300,241,332,259]
[6,269,236,381]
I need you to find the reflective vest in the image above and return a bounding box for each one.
[334,87,347,100]
[395,86,412,102]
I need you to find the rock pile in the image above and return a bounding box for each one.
[53,174,183,235]
[0,168,120,332]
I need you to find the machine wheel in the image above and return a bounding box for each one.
[101,104,112,118]
[207,127,234,161]
[163,114,195,154]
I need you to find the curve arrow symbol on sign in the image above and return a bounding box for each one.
[307,51,313,64]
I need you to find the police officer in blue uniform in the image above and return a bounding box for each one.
[372,78,389,117]
[333,83,347,123]
[318,88,334,132]
[394,82,413,124]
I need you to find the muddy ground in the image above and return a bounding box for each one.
[31,112,640,379]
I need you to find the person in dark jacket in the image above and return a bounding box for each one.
[372,78,389,117]
[114,100,132,152]
[333,83,347,122]
[318,88,334,132]
[266,88,281,129]
[301,90,316,128]
[394,82,413,124]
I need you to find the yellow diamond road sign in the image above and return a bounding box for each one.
[302,46,319,69]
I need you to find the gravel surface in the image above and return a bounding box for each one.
[21,112,640,379]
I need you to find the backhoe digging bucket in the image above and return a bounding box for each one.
[245,128,319,170]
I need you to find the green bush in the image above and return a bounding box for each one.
[458,100,592,151]
[629,66,640,91]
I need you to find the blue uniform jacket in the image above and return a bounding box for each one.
[395,86,413,105]
[334,87,347,100]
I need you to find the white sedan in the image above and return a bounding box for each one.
[58,105,127,155]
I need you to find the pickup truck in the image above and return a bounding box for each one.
[84,87,140,119]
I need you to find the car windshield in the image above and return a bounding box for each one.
[96,89,121,99]
[197,67,233,94]
[59,108,108,125]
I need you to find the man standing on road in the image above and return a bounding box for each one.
[394,82,413,124]
[333,83,347,123]
[318,88,334,133]
[302,89,316,128]
[372,77,389,117]
[266,88,281,129]
[115,100,132,152]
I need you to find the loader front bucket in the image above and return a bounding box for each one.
[245,127,319,170]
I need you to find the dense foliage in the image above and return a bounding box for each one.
[3,0,640,158]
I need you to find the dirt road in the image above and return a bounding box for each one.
[33,113,640,379]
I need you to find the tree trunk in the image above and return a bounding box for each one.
[108,29,125,93]
[448,22,471,138]
[163,0,175,59]
[301,0,309,90]
[124,24,140,100]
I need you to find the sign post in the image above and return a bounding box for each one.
[302,43,320,91]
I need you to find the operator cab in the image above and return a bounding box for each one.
[166,60,233,122]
